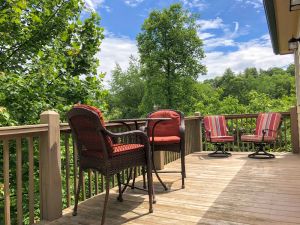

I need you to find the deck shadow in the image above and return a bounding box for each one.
[195,153,300,225]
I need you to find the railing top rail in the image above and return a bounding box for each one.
[60,121,147,132]
[0,124,49,137]
[197,112,290,120]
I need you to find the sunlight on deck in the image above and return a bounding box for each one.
[42,152,300,225]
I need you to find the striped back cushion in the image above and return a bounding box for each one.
[255,113,281,138]
[203,116,228,139]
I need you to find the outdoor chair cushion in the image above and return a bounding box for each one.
[254,113,281,137]
[72,104,113,156]
[148,110,181,137]
[241,135,276,143]
[210,136,234,143]
[81,143,144,159]
[149,136,181,144]
[204,116,229,137]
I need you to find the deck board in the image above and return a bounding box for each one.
[43,152,300,225]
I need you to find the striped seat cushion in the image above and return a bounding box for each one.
[210,136,234,143]
[241,135,276,143]
[203,116,234,143]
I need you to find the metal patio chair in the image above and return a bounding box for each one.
[145,109,186,190]
[203,115,234,157]
[241,112,282,159]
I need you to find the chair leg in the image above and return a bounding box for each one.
[131,167,137,189]
[73,167,83,216]
[181,150,186,189]
[146,157,154,212]
[117,173,123,202]
[208,144,232,157]
[101,176,110,225]
[248,144,275,159]
[142,166,147,189]
[152,150,168,191]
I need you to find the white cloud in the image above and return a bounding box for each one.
[124,0,144,7]
[180,0,206,10]
[236,0,263,9]
[197,18,250,50]
[97,35,138,84]
[204,38,236,50]
[202,35,293,80]
[84,0,110,12]
[198,18,224,31]
[199,32,215,40]
[84,0,104,10]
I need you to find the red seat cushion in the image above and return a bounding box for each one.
[148,110,181,137]
[82,143,144,159]
[150,136,180,145]
[210,136,234,143]
[241,135,276,143]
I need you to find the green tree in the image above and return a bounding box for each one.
[109,57,145,119]
[137,4,206,112]
[0,1,105,124]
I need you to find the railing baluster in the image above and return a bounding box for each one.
[65,133,71,207]
[95,171,99,195]
[16,138,23,225]
[82,172,86,200]
[28,137,35,225]
[88,170,92,198]
[3,139,11,225]
[73,140,78,201]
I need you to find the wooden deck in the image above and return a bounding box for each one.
[43,152,300,225]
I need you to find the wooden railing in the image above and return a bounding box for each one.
[0,110,296,225]
[0,124,49,225]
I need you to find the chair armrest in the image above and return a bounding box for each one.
[261,129,277,142]
[104,129,150,146]
[139,125,147,133]
[262,129,277,134]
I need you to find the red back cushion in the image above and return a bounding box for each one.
[255,113,281,138]
[148,110,181,137]
[203,116,228,139]
[71,104,113,156]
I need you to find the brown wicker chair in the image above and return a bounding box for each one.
[67,105,153,225]
[145,109,185,190]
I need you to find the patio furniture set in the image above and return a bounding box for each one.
[67,104,282,225]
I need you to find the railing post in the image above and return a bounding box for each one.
[39,111,62,221]
[290,106,300,153]
[153,151,164,170]
[194,112,203,152]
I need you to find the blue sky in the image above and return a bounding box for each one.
[85,0,293,82]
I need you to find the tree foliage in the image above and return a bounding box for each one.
[0,0,106,124]
[137,4,206,112]
[108,57,145,119]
